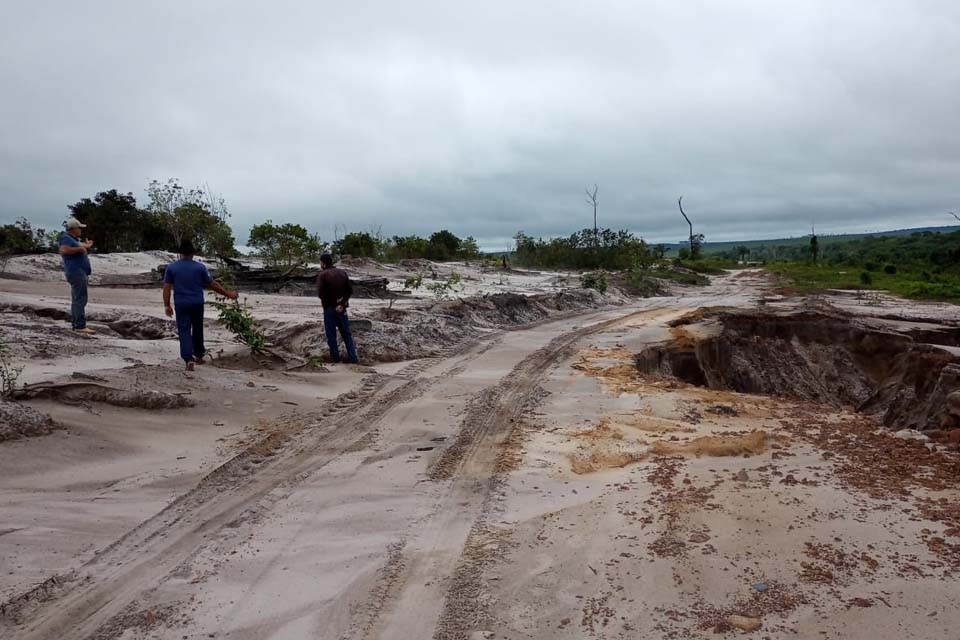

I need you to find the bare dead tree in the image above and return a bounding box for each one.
[949,211,960,223]
[678,196,694,256]
[585,184,599,239]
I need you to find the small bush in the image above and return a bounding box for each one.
[403,274,424,290]
[883,264,897,274]
[860,272,873,286]
[212,299,266,350]
[653,268,709,286]
[864,262,878,272]
[581,271,608,294]
[0,333,23,399]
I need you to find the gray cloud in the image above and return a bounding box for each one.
[2,0,959,250]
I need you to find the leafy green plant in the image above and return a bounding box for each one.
[581,271,608,293]
[425,273,463,300]
[212,299,266,351]
[0,333,24,399]
[403,273,424,290]
[860,271,873,286]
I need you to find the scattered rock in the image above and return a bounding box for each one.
[733,469,750,482]
[752,582,768,593]
[707,404,739,416]
[893,429,930,442]
[726,615,762,632]
[688,532,711,544]
[0,400,61,441]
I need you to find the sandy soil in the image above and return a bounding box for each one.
[2,264,959,639]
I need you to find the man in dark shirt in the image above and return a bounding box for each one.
[162,239,238,371]
[316,253,358,364]
[59,217,94,334]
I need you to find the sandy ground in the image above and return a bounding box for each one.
[2,265,959,639]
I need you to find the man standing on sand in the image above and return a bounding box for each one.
[162,239,238,371]
[316,253,358,364]
[59,217,95,334]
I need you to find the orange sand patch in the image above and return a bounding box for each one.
[569,417,646,474]
[650,430,768,457]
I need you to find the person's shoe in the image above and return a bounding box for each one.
[73,327,96,335]
[185,361,195,372]
[194,355,206,365]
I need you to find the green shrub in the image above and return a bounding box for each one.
[581,271,608,293]
[212,299,266,350]
[859,272,873,285]
[0,333,23,399]
[653,268,709,286]
[883,264,897,274]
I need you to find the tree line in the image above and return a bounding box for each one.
[0,183,484,269]
[0,180,236,257]
[512,228,667,271]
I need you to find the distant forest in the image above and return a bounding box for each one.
[3,184,960,301]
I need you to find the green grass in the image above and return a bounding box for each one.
[651,267,710,286]
[768,263,960,302]
[679,259,739,274]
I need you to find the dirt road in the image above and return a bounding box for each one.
[4,272,959,639]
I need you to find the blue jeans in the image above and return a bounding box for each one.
[323,307,358,364]
[174,303,206,363]
[66,272,88,329]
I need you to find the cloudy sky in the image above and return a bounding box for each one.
[2,1,958,250]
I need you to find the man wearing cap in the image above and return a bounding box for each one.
[59,217,95,334]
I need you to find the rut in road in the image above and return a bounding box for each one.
[358,305,677,640]
[1,335,499,640]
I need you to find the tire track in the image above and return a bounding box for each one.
[2,333,503,640]
[362,305,673,640]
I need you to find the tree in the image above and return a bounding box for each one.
[677,196,703,260]
[0,217,47,254]
[736,245,751,262]
[809,234,819,264]
[460,236,481,260]
[585,184,599,248]
[427,230,461,261]
[68,190,144,253]
[145,179,234,254]
[248,220,324,269]
[335,232,380,258]
[690,233,704,260]
[387,235,430,261]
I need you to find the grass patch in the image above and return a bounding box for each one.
[653,268,710,286]
[678,259,737,274]
[769,263,960,302]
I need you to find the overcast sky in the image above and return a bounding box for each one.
[2,1,958,250]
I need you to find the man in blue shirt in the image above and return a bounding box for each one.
[59,217,95,334]
[162,239,238,371]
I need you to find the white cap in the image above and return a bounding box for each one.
[65,217,87,230]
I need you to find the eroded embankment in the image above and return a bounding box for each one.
[269,289,612,363]
[637,306,960,430]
